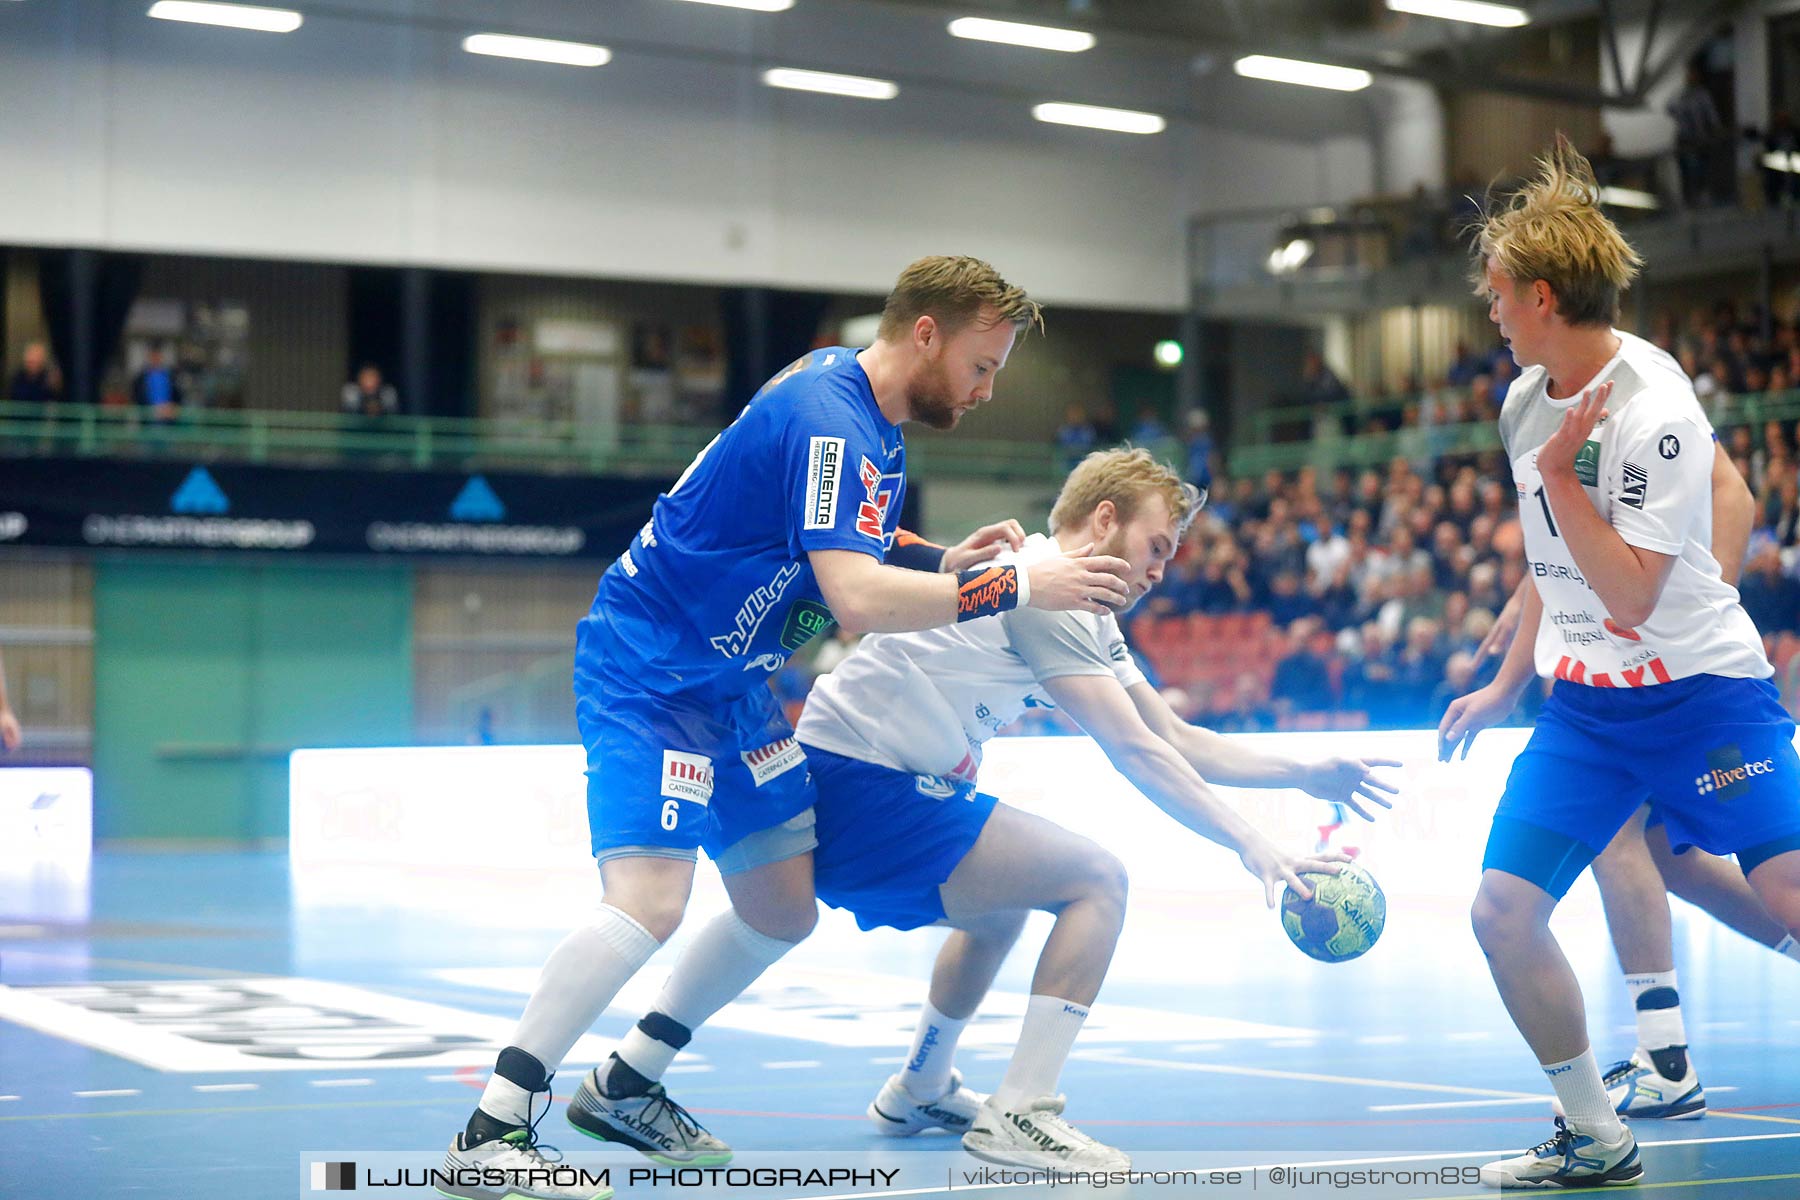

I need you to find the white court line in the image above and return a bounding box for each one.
[0,1096,18,1102]
[425,1075,465,1083]
[761,1061,820,1070]
[1371,1085,1739,1113]
[310,1079,374,1088]
[867,1056,906,1065]
[72,1089,140,1098]
[772,1131,1800,1200]
[665,1064,714,1074]
[192,1083,259,1093]
[1073,1050,1542,1099]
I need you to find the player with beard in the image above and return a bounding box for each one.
[580,449,1396,1168]
[439,257,1135,1200]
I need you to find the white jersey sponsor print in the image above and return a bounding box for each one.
[797,534,1146,780]
[1499,330,1769,687]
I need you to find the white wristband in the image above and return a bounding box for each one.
[1013,562,1031,609]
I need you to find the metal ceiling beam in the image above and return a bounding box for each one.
[1631,0,1751,101]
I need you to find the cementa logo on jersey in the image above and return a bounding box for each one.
[1696,744,1775,801]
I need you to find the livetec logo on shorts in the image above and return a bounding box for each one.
[1696,743,1776,800]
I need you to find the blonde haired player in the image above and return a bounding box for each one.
[582,448,1396,1168]
[1439,139,1800,1188]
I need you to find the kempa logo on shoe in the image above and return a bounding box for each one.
[1696,744,1775,801]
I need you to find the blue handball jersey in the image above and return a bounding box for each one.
[582,347,906,702]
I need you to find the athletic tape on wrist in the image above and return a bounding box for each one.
[957,564,1024,621]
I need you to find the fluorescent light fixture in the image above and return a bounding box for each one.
[1385,0,1528,28]
[462,33,611,67]
[948,16,1095,53]
[762,68,898,100]
[1597,185,1659,210]
[146,1,301,33]
[1234,54,1372,92]
[1153,340,1184,368]
[1763,150,1800,174]
[670,0,794,10]
[1266,238,1315,275]
[1031,101,1165,135]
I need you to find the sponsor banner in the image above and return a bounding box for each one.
[0,458,670,559]
[0,976,618,1071]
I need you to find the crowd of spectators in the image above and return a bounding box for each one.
[782,299,1800,737]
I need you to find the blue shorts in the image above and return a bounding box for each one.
[574,616,815,869]
[1485,674,1800,898]
[805,744,1000,932]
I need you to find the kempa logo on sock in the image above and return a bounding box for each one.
[908,1025,940,1073]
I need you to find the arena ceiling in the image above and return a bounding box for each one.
[146,0,1755,142]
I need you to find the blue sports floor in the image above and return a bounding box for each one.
[2,850,1798,1199]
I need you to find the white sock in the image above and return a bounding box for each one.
[615,909,798,1081]
[478,905,659,1124]
[1544,1049,1626,1142]
[993,994,1089,1113]
[900,1000,970,1101]
[1623,969,1686,1054]
[1776,934,1800,962]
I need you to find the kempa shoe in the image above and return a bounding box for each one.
[565,1069,731,1166]
[866,1069,983,1137]
[961,1094,1130,1170]
[437,1129,612,1200]
[1479,1117,1644,1189]
[1552,1049,1705,1121]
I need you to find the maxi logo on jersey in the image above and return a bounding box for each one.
[1552,653,1672,688]
[855,456,903,548]
[711,562,804,658]
[741,737,807,787]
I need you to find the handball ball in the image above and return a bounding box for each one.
[1281,862,1386,963]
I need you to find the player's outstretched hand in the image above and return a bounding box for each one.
[1243,842,1351,908]
[1437,683,1514,762]
[1025,542,1131,614]
[0,707,20,753]
[940,519,1027,573]
[1301,757,1400,820]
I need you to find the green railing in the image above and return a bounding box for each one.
[0,401,1064,483]
[1231,388,1800,475]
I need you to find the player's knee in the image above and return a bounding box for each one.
[1080,846,1130,916]
[740,897,818,944]
[1470,885,1527,957]
[611,895,687,943]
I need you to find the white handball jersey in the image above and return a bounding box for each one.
[796,533,1146,781]
[1499,329,1769,687]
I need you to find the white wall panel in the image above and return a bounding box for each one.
[0,0,1377,310]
